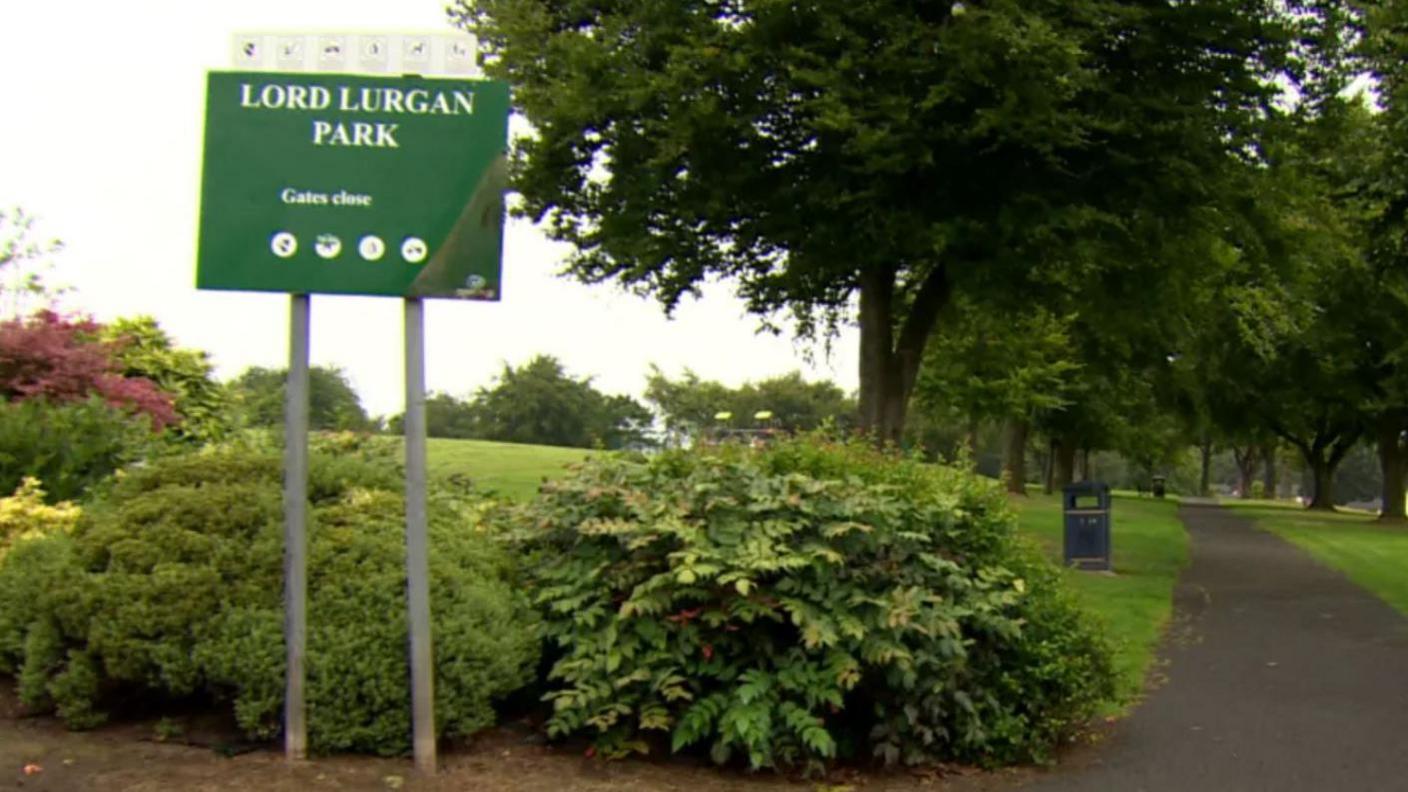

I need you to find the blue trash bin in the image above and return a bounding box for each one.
[1063,481,1111,571]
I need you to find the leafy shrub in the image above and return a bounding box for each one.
[0,448,538,754]
[0,477,79,554]
[505,435,1114,770]
[0,310,176,429]
[0,397,155,503]
[99,316,234,446]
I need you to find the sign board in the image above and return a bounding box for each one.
[196,70,509,299]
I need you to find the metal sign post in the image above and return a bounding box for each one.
[200,32,506,774]
[403,297,436,772]
[282,294,311,760]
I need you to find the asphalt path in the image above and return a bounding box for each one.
[1019,502,1408,792]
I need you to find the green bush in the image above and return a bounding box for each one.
[0,448,538,754]
[0,397,155,503]
[505,435,1114,770]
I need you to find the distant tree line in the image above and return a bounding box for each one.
[387,355,653,450]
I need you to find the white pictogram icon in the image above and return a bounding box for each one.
[401,237,428,264]
[271,231,298,259]
[315,234,342,259]
[359,235,386,261]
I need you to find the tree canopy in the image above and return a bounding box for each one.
[457,0,1299,442]
[644,366,853,443]
[392,355,653,449]
[229,365,375,433]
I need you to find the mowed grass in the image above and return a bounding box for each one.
[1223,500,1408,615]
[426,437,597,500]
[1012,492,1189,711]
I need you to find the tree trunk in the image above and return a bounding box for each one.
[1080,448,1092,482]
[966,416,980,470]
[1232,446,1258,500]
[1198,440,1213,497]
[1272,421,1360,514]
[1261,441,1278,499]
[1053,438,1076,490]
[1004,418,1028,495]
[856,265,951,446]
[1377,415,1407,523]
[1044,439,1056,495]
[1307,458,1336,511]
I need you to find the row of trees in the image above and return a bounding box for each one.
[226,354,855,451]
[456,0,1408,516]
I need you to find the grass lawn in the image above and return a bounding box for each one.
[425,437,597,500]
[1011,492,1189,712]
[1223,500,1408,615]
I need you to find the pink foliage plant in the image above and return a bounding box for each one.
[0,311,177,430]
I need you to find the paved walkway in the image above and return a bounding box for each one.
[1019,503,1408,792]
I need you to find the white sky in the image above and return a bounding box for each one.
[0,1,858,419]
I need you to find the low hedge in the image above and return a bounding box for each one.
[504,436,1115,770]
[0,448,539,755]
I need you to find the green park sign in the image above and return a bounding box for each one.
[196,71,509,299]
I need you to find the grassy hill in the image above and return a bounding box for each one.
[426,437,597,500]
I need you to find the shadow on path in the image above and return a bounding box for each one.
[1019,503,1408,792]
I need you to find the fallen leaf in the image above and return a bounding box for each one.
[22,764,42,776]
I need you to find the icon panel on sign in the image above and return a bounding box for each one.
[404,36,431,64]
[360,36,389,70]
[234,36,263,68]
[401,237,428,264]
[445,38,476,74]
[271,231,298,259]
[318,36,347,66]
[276,36,306,69]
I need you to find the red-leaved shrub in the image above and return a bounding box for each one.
[0,311,176,430]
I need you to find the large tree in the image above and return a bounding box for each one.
[229,365,375,433]
[912,302,1079,493]
[1361,0,1408,520]
[456,0,1292,442]
[469,355,653,449]
[644,366,853,443]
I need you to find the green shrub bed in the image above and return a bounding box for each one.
[505,437,1115,771]
[0,448,539,755]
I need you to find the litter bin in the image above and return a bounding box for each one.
[1063,481,1111,571]
[1151,475,1166,499]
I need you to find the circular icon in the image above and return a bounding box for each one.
[270,231,298,259]
[314,234,342,259]
[464,274,487,290]
[401,237,428,264]
[358,235,386,261]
